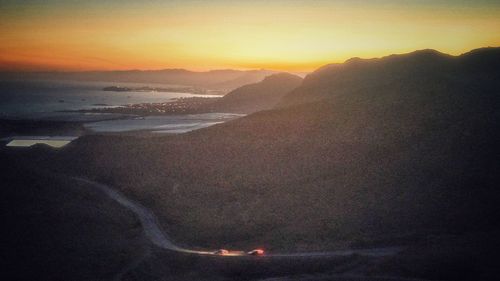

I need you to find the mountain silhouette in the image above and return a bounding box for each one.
[21,47,500,280]
[182,47,500,244]
[279,47,500,108]
[207,73,302,113]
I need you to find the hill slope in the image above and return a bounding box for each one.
[0,151,149,281]
[49,47,499,248]
[279,47,500,107]
[207,73,302,113]
[21,47,500,280]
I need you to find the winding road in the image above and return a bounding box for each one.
[73,176,402,258]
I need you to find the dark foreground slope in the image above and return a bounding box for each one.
[0,150,150,281]
[206,73,302,113]
[16,47,500,280]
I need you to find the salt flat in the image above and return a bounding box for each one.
[5,136,78,148]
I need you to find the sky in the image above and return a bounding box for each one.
[1,0,499,72]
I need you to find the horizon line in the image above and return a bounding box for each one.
[1,46,498,74]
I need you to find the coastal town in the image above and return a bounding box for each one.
[74,97,221,115]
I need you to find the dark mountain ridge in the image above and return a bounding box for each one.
[279,47,500,107]
[11,47,500,280]
[206,72,302,113]
[47,47,500,250]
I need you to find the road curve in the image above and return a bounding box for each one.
[72,176,402,258]
[72,177,214,255]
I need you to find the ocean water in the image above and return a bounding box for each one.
[0,80,219,120]
[0,80,241,134]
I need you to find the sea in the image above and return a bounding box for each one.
[0,80,243,137]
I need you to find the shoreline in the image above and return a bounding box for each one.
[0,110,244,140]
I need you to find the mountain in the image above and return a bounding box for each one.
[206,73,302,113]
[194,47,500,241]
[49,46,500,248]
[0,68,277,91]
[279,47,500,107]
[209,69,280,91]
[10,47,500,280]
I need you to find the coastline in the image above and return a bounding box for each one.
[0,102,244,140]
[63,96,225,116]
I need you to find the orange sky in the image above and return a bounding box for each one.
[1,1,499,72]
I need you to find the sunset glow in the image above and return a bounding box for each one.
[1,0,499,72]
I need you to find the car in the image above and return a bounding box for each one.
[213,249,229,255]
[247,249,265,256]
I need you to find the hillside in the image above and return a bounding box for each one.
[15,47,500,280]
[0,150,150,281]
[279,47,500,107]
[206,73,302,113]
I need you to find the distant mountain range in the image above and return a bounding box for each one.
[0,68,278,91]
